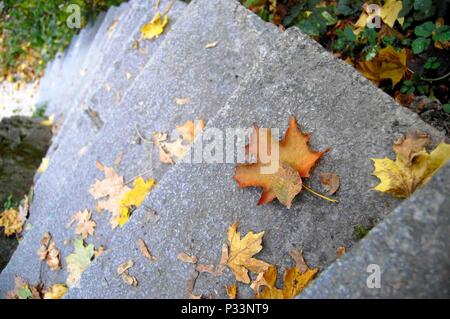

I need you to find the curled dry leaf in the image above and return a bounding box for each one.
[226,283,237,299]
[226,221,271,284]
[320,173,340,195]
[138,239,157,261]
[234,117,327,208]
[117,260,134,275]
[177,252,198,264]
[288,249,308,273]
[37,232,61,271]
[205,41,218,49]
[372,133,450,198]
[175,97,191,105]
[121,272,138,287]
[67,209,96,239]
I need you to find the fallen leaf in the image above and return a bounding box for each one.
[357,46,407,86]
[393,131,430,164]
[234,117,327,208]
[372,134,450,198]
[226,283,237,299]
[95,245,106,257]
[89,161,130,228]
[116,177,155,227]
[354,0,404,32]
[66,238,95,287]
[288,249,308,273]
[141,12,168,40]
[219,243,229,272]
[320,173,340,195]
[175,97,191,105]
[205,41,218,49]
[0,208,24,236]
[37,232,61,271]
[37,157,49,173]
[177,252,198,264]
[67,209,96,239]
[43,284,68,299]
[163,138,188,160]
[138,239,157,261]
[6,277,42,299]
[255,251,318,299]
[187,271,201,299]
[117,260,134,275]
[336,246,346,258]
[226,221,271,284]
[121,272,138,286]
[176,119,206,143]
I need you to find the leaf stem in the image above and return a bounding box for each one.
[421,70,450,82]
[303,184,338,203]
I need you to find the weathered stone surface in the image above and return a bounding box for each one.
[66,27,445,299]
[0,116,52,271]
[0,0,279,296]
[301,162,450,299]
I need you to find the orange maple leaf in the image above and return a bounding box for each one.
[234,116,327,208]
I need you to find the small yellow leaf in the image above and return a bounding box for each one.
[0,209,24,236]
[226,221,271,284]
[44,284,68,299]
[141,12,168,40]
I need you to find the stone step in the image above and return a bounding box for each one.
[47,0,186,162]
[40,11,107,114]
[0,0,280,296]
[301,161,450,298]
[66,27,445,299]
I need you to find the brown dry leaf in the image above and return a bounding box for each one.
[89,161,130,228]
[6,277,43,299]
[117,260,134,275]
[234,117,327,208]
[336,246,346,258]
[255,252,318,299]
[357,46,407,86]
[226,283,238,299]
[175,97,191,105]
[393,131,430,164]
[288,249,308,273]
[37,232,61,271]
[320,173,340,195]
[177,252,198,264]
[226,221,271,284]
[176,119,206,143]
[67,209,96,239]
[95,245,106,257]
[196,264,222,276]
[205,41,218,49]
[121,272,138,287]
[138,239,157,261]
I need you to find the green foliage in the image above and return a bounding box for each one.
[424,57,440,70]
[32,102,47,118]
[3,194,15,210]
[354,224,370,239]
[0,0,127,82]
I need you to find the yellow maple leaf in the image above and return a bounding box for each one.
[372,133,450,198]
[255,251,318,299]
[116,177,155,227]
[0,208,24,236]
[141,12,168,40]
[226,221,271,284]
[43,284,68,299]
[354,0,404,34]
[357,46,407,86]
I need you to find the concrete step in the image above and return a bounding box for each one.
[301,161,450,298]
[66,27,445,299]
[0,0,280,296]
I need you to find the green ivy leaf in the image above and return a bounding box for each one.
[433,25,450,42]
[443,104,450,114]
[414,21,434,38]
[412,37,431,54]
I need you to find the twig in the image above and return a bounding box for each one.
[303,184,338,203]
